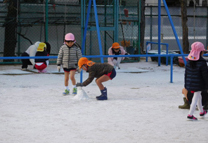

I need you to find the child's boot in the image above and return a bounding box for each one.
[96,87,108,100]
[63,89,70,95]
[178,97,190,109]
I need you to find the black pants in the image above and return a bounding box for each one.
[187,90,208,106]
[21,52,32,69]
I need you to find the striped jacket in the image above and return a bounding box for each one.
[57,44,82,69]
[82,63,114,86]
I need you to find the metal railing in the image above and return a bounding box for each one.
[1,53,205,83]
[146,41,169,66]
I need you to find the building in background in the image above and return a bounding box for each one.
[3,0,206,7]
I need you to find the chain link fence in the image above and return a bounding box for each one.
[0,0,208,64]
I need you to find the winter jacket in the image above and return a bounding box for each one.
[185,56,208,91]
[108,46,126,66]
[35,50,48,63]
[25,41,40,65]
[57,44,82,69]
[35,42,51,64]
[82,63,114,86]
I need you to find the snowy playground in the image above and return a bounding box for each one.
[0,59,208,143]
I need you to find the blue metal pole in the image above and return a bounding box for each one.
[170,55,173,83]
[166,44,168,65]
[162,0,186,65]
[93,0,104,63]
[80,0,92,83]
[145,41,169,65]
[81,0,92,55]
[158,0,161,66]
[80,70,83,83]
[0,54,193,60]
[80,0,84,83]
[3,53,201,83]
[81,0,85,51]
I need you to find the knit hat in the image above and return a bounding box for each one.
[188,42,206,61]
[112,42,120,49]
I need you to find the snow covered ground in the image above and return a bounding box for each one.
[0,58,208,143]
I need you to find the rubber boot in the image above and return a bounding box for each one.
[178,97,190,109]
[96,87,108,100]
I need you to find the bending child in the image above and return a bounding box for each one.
[108,42,129,69]
[21,41,51,72]
[21,41,40,70]
[76,57,116,100]
[34,42,51,73]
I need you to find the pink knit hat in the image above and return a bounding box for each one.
[64,33,75,41]
[188,42,206,61]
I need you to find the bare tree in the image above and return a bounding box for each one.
[3,0,18,61]
[180,0,189,53]
[140,0,145,54]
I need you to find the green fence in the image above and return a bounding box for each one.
[1,0,208,64]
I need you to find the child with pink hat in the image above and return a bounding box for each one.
[57,33,82,95]
[185,41,208,120]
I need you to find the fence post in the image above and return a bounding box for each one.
[170,55,173,83]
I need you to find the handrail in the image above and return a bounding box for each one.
[1,54,208,83]
[146,41,169,66]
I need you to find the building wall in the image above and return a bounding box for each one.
[124,0,206,7]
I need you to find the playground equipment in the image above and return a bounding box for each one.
[145,0,186,66]
[0,0,195,83]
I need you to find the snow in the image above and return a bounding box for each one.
[0,58,208,143]
[73,87,89,100]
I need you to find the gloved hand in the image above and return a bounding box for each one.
[125,53,130,60]
[57,66,61,72]
[76,82,83,87]
[76,67,80,73]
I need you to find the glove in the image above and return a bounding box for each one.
[76,82,83,87]
[57,66,61,72]
[125,53,130,60]
[76,67,80,73]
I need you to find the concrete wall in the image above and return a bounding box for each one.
[124,0,206,7]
